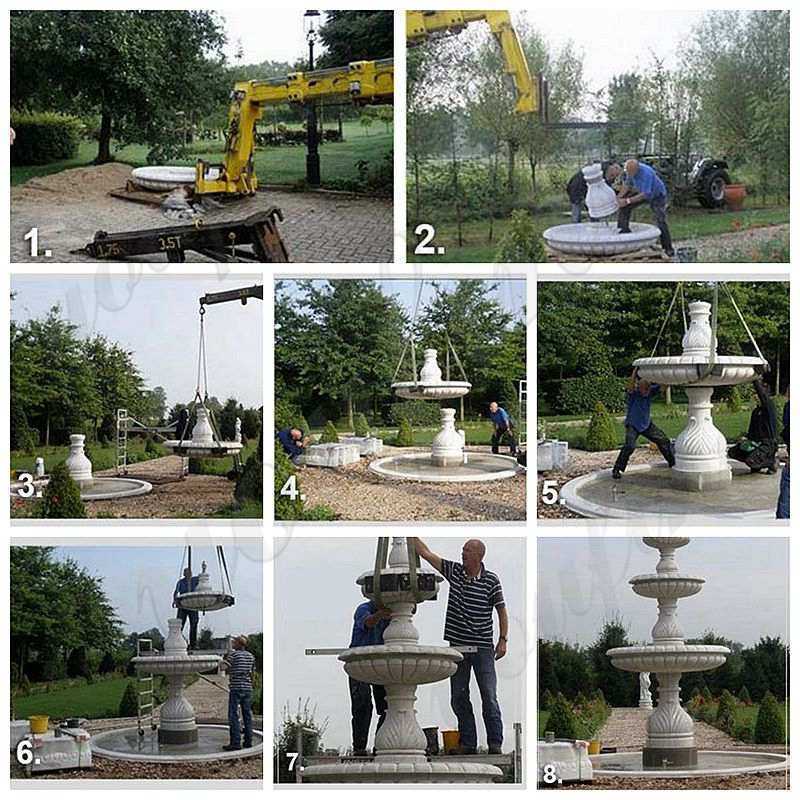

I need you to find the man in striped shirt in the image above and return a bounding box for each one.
[224,635,256,751]
[412,537,508,755]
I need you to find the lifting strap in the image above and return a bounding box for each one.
[720,281,768,367]
[392,281,426,385]
[649,282,683,357]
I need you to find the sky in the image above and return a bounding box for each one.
[48,542,264,636]
[538,537,789,648]
[274,536,527,752]
[219,9,332,66]
[279,279,527,323]
[11,274,263,409]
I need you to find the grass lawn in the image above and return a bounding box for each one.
[309,420,499,447]
[693,699,788,743]
[407,205,789,263]
[540,402,780,450]
[14,676,132,720]
[11,438,166,476]
[12,121,392,189]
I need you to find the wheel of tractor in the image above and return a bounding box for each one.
[696,168,730,208]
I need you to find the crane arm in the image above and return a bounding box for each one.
[195,58,394,196]
[406,10,542,117]
[199,284,264,307]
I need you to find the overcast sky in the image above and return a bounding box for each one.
[274,537,526,752]
[11,274,263,409]
[46,542,263,637]
[538,537,789,647]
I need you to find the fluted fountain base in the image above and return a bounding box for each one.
[643,746,697,769]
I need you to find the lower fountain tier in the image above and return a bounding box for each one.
[368,452,518,482]
[302,759,503,783]
[542,222,660,256]
[162,440,243,457]
[341,644,462,686]
[606,644,730,673]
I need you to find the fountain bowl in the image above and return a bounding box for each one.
[392,381,471,400]
[340,644,462,686]
[591,749,788,778]
[634,355,764,387]
[132,654,221,675]
[629,574,705,599]
[543,222,660,256]
[130,166,197,191]
[606,644,730,673]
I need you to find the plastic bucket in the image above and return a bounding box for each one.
[442,729,460,754]
[29,715,49,734]
[588,739,602,755]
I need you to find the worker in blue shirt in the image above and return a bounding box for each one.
[173,568,200,649]
[617,159,675,257]
[348,600,391,755]
[613,369,675,480]
[276,427,307,465]
[489,401,518,457]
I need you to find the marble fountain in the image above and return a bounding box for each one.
[591,537,788,778]
[543,163,660,257]
[163,406,243,458]
[369,349,519,482]
[303,537,502,783]
[91,616,262,763]
[559,299,777,518]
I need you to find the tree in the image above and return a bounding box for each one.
[545,693,578,740]
[119,682,139,717]
[274,699,328,782]
[11,11,227,163]
[41,463,86,519]
[587,617,637,707]
[198,628,214,650]
[753,691,784,744]
[317,11,393,67]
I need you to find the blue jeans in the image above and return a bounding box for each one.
[450,647,502,749]
[777,465,790,519]
[570,202,583,223]
[228,688,253,748]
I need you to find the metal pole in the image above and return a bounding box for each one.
[514,721,523,783]
[305,20,321,186]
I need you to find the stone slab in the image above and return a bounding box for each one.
[340,436,384,456]
[300,443,361,468]
[537,440,569,471]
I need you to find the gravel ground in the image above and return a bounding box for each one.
[10,163,392,263]
[679,223,789,262]
[559,708,789,790]
[294,446,526,522]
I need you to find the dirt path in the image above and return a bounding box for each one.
[294,446,526,522]
[11,163,392,263]
[677,223,788,262]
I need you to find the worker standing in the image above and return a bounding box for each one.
[617,159,675,257]
[488,401,518,457]
[612,369,675,479]
[173,567,199,650]
[224,635,256,751]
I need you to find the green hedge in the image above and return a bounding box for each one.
[11,111,83,165]
[387,400,442,427]
[556,374,626,415]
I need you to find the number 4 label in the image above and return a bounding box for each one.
[280,475,305,502]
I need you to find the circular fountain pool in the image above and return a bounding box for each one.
[543,221,660,256]
[91,724,263,763]
[369,452,519,482]
[591,750,788,778]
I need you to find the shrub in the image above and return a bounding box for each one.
[319,420,339,444]
[144,437,159,456]
[41,463,86,519]
[702,686,713,702]
[574,691,589,708]
[387,400,441,427]
[495,209,546,263]
[274,399,309,434]
[754,691,784,744]
[726,385,744,413]
[99,652,116,675]
[738,685,752,705]
[585,402,619,451]
[716,689,737,734]
[557,374,626,415]
[542,688,555,710]
[118,681,139,717]
[188,457,217,474]
[690,686,701,700]
[734,721,754,743]
[546,693,578,740]
[274,440,305,520]
[394,418,414,447]
[353,412,370,437]
[11,405,37,453]
[11,111,83,165]
[235,452,262,504]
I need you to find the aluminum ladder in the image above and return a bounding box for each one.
[136,637,155,734]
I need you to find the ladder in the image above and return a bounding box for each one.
[117,408,129,475]
[136,637,156,734]
[517,380,528,450]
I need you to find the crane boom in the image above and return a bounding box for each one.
[199,284,264,307]
[406,10,543,117]
[195,58,394,196]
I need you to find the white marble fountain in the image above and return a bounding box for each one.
[163,406,243,457]
[592,538,788,778]
[543,163,660,257]
[369,349,519,482]
[303,537,502,783]
[634,301,765,492]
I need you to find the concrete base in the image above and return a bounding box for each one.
[643,746,697,769]
[300,443,361,468]
[340,436,383,456]
[25,729,92,772]
[671,467,732,493]
[591,750,789,778]
[158,727,198,745]
[537,439,569,471]
[558,461,780,520]
[302,760,502,783]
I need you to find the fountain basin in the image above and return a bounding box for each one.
[162,440,243,457]
[629,574,705,599]
[607,644,730,673]
[543,222,660,256]
[302,760,502,783]
[369,452,519,482]
[392,382,471,400]
[591,750,788,778]
[341,644,462,686]
[130,166,197,191]
[91,724,263,763]
[634,355,763,386]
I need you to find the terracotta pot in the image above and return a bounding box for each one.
[723,184,747,212]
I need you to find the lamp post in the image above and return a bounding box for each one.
[303,10,321,186]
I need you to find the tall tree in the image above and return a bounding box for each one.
[317,11,393,66]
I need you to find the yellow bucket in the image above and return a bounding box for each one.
[442,729,460,754]
[588,739,601,755]
[29,715,49,734]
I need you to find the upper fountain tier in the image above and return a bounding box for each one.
[634,301,764,387]
[631,536,703,600]
[133,618,221,676]
[392,349,471,400]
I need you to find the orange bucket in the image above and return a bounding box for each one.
[442,729,460,753]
